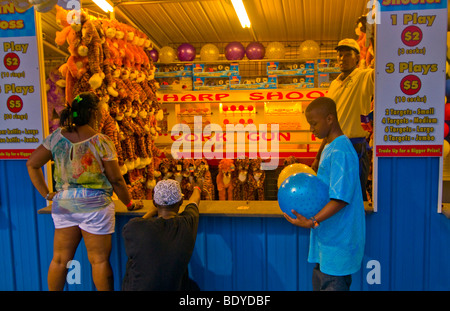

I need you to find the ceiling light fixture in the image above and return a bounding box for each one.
[92,0,114,13]
[231,0,251,28]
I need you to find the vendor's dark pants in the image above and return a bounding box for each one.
[350,138,370,202]
[312,264,352,291]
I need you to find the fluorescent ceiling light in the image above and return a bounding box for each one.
[92,0,114,12]
[231,0,251,28]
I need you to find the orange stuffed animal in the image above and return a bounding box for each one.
[216,159,234,200]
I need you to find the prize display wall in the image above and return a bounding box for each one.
[152,58,340,201]
[44,7,373,204]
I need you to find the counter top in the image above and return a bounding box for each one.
[38,200,375,217]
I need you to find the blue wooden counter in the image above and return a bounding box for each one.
[2,157,450,291]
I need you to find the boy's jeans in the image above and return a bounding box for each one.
[312,264,352,291]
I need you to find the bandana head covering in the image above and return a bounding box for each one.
[153,180,184,206]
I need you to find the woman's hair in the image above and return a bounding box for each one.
[59,92,100,131]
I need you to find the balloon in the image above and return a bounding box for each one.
[298,40,320,59]
[225,42,245,60]
[266,42,286,59]
[148,48,159,63]
[445,123,449,138]
[446,80,450,99]
[444,140,450,157]
[278,173,329,219]
[245,42,265,60]
[445,103,450,121]
[200,44,220,62]
[447,32,450,60]
[159,46,176,63]
[277,163,316,188]
[177,43,196,61]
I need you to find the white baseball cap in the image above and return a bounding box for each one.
[335,38,360,53]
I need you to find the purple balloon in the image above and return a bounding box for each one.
[225,42,245,60]
[148,48,159,63]
[246,42,265,60]
[177,43,196,61]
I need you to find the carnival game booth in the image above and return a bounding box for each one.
[0,0,449,291]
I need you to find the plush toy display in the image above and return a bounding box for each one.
[216,159,234,200]
[194,158,214,200]
[46,6,302,203]
[50,7,167,205]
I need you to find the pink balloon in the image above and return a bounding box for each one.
[148,49,159,62]
[246,42,265,60]
[177,43,196,61]
[445,103,450,121]
[225,42,245,60]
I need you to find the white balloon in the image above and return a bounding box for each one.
[298,40,320,59]
[266,42,286,59]
[200,44,220,62]
[159,46,176,63]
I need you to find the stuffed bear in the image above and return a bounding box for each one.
[216,159,234,200]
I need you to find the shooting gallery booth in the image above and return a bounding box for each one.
[0,0,449,291]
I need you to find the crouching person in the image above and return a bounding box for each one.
[122,179,201,290]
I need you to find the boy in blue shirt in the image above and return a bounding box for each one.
[284,97,365,291]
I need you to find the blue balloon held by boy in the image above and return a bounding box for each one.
[277,173,329,219]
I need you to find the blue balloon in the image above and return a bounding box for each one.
[446,79,450,98]
[277,173,329,219]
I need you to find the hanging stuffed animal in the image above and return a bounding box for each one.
[173,159,184,184]
[55,16,87,103]
[180,159,195,198]
[80,18,105,89]
[216,159,234,200]
[194,158,214,200]
[108,99,127,175]
[283,155,299,167]
[249,157,265,200]
[116,100,137,171]
[233,157,255,201]
[46,67,66,133]
[355,15,369,69]
[160,158,174,180]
